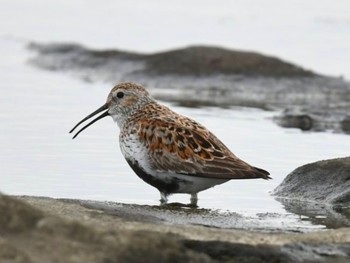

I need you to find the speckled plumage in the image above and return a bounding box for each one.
[71,82,271,206]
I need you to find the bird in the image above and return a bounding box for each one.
[70,82,271,207]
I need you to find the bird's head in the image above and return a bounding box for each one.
[70,82,152,138]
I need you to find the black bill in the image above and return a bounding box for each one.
[70,103,109,139]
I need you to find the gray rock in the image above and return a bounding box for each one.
[0,195,211,263]
[27,42,350,134]
[273,107,350,133]
[0,195,43,233]
[273,157,350,204]
[27,43,350,110]
[27,43,315,77]
[185,241,350,263]
[2,195,350,263]
[274,110,314,131]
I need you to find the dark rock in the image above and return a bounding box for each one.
[273,107,350,133]
[282,242,350,263]
[341,116,350,134]
[184,240,350,263]
[273,157,350,204]
[274,112,313,131]
[184,240,289,263]
[116,231,211,263]
[144,46,315,77]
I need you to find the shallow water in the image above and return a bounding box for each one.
[1,39,350,230]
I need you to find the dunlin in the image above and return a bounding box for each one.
[70,82,270,206]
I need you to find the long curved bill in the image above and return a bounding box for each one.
[70,103,109,139]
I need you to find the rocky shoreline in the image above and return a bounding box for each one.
[1,195,350,263]
[28,42,350,134]
[2,157,350,262]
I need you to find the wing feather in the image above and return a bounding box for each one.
[137,115,270,180]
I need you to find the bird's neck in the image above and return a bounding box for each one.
[115,100,157,129]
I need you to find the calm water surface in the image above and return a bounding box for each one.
[1,40,350,231]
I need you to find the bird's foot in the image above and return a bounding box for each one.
[190,193,198,208]
[158,193,199,209]
[159,192,168,206]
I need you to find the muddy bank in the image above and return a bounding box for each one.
[2,194,350,263]
[27,42,350,134]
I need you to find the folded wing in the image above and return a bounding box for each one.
[137,116,270,180]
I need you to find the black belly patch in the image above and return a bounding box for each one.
[126,160,183,194]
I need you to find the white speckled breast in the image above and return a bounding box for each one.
[119,132,150,169]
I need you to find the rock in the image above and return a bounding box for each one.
[0,242,31,263]
[273,157,350,204]
[0,195,43,233]
[0,195,211,263]
[273,107,350,133]
[274,111,313,131]
[27,42,350,134]
[143,46,315,77]
[28,43,315,77]
[1,195,350,262]
[341,116,350,134]
[184,240,350,263]
[183,240,291,263]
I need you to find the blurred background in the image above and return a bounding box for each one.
[3,0,350,77]
[1,0,350,228]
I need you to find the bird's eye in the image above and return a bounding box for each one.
[116,92,124,99]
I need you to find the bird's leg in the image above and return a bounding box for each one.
[190,193,198,208]
[159,192,168,205]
